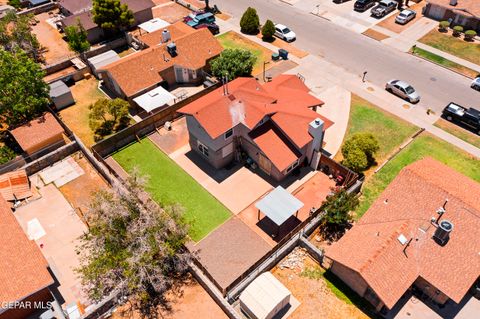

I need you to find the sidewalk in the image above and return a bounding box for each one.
[415,42,480,73]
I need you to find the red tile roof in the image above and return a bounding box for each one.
[0,170,32,201]
[428,0,480,17]
[326,158,480,309]
[10,113,64,152]
[0,195,53,304]
[101,25,223,97]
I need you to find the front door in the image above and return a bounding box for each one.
[258,153,272,175]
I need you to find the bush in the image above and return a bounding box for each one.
[341,132,379,173]
[452,25,463,36]
[465,30,477,41]
[211,48,257,80]
[240,7,260,35]
[0,145,16,165]
[261,19,275,42]
[439,20,449,31]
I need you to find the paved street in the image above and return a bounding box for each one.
[212,0,479,114]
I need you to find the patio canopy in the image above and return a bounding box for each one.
[133,86,175,113]
[255,186,304,226]
[138,18,170,33]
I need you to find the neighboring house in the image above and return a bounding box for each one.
[325,158,480,315]
[60,0,155,44]
[424,0,480,32]
[58,0,92,15]
[0,194,54,319]
[98,23,223,101]
[178,75,334,182]
[10,113,65,156]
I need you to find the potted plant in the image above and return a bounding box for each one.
[464,30,477,41]
[439,20,449,32]
[452,25,463,37]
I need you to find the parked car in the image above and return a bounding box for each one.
[371,0,397,18]
[183,10,206,23]
[274,24,296,42]
[442,102,480,134]
[195,23,220,35]
[395,9,416,24]
[186,12,215,28]
[471,76,480,91]
[354,0,376,12]
[385,79,420,103]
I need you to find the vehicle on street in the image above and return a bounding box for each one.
[385,79,420,103]
[442,102,480,134]
[186,12,215,28]
[354,0,376,12]
[395,9,416,24]
[196,23,220,35]
[274,24,296,42]
[371,0,397,18]
[471,76,480,91]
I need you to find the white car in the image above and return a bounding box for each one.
[395,9,416,25]
[385,79,421,103]
[274,24,296,42]
[471,77,480,91]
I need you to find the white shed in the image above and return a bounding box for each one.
[49,81,75,110]
[239,272,291,319]
[138,18,170,33]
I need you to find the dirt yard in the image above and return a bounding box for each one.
[272,253,372,319]
[153,2,191,23]
[31,11,73,64]
[59,78,106,147]
[376,1,425,34]
[256,34,309,59]
[112,276,228,319]
[362,28,390,41]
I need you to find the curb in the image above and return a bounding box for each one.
[409,52,475,80]
[278,0,294,6]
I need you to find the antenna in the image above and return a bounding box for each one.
[225,73,229,95]
[435,198,448,224]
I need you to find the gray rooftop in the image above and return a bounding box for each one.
[255,186,304,226]
[49,81,70,98]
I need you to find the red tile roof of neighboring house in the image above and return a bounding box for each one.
[0,195,53,304]
[10,113,64,152]
[428,0,480,17]
[101,26,223,97]
[179,75,333,172]
[326,157,480,309]
[136,21,196,48]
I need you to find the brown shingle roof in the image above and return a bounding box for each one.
[0,195,53,303]
[101,26,223,97]
[428,0,480,17]
[10,113,64,152]
[326,158,480,309]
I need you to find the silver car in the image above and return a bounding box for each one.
[395,9,416,25]
[471,77,480,91]
[385,80,420,103]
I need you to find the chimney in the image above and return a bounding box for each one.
[161,29,171,43]
[307,118,324,164]
[166,42,177,57]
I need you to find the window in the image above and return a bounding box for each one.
[285,159,299,173]
[224,128,233,139]
[197,141,209,157]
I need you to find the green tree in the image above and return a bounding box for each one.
[0,49,48,126]
[341,132,379,173]
[210,48,257,81]
[92,0,134,33]
[0,11,41,61]
[240,7,260,35]
[64,20,90,54]
[7,0,21,9]
[89,98,130,140]
[261,19,275,42]
[76,170,191,318]
[320,187,359,228]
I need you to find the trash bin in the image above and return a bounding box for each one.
[278,49,289,60]
[271,52,280,61]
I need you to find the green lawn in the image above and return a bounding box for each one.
[434,118,480,149]
[356,133,480,218]
[419,29,480,66]
[412,47,478,78]
[335,95,418,170]
[112,138,231,242]
[216,31,273,76]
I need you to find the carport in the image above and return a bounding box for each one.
[133,86,175,113]
[255,186,304,237]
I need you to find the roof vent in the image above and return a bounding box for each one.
[167,42,177,57]
[161,29,171,43]
[397,234,408,245]
[449,0,457,6]
[433,220,453,246]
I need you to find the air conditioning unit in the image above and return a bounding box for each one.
[164,121,172,131]
[450,0,457,6]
